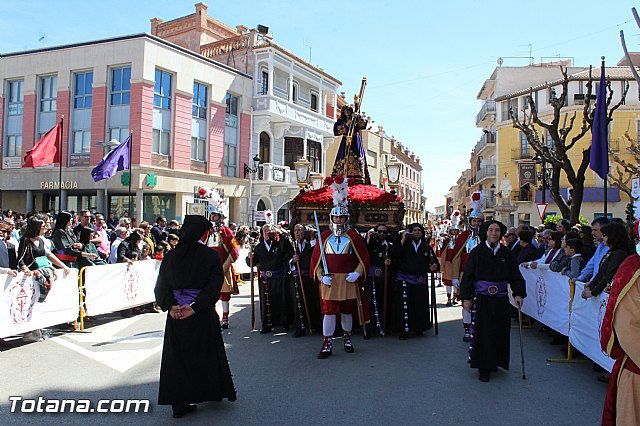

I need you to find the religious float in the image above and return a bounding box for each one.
[289,78,405,231]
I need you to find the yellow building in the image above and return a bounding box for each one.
[494,66,638,226]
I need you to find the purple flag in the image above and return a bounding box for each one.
[590,61,609,180]
[91,136,130,182]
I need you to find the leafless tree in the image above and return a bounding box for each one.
[609,130,640,198]
[510,66,628,223]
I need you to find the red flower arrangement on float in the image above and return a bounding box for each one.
[293,181,403,207]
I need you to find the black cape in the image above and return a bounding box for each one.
[155,241,236,405]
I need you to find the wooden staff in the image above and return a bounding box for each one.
[294,243,313,335]
[355,280,367,339]
[382,244,389,335]
[249,244,256,330]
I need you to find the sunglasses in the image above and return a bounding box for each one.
[377,230,388,234]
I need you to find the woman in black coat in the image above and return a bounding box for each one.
[52,211,82,265]
[117,231,142,263]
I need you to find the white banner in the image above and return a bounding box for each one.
[83,260,161,316]
[0,269,80,338]
[232,247,254,275]
[512,266,571,335]
[569,281,615,372]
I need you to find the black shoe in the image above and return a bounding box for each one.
[317,338,332,359]
[221,320,229,330]
[446,300,452,307]
[478,369,491,382]
[399,332,409,340]
[172,404,197,418]
[343,332,355,353]
[293,329,305,338]
[549,336,564,345]
[259,327,272,334]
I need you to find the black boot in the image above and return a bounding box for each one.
[317,336,332,359]
[343,332,355,353]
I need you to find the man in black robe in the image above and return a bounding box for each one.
[365,224,394,336]
[289,224,322,337]
[393,223,439,339]
[155,215,236,418]
[247,224,294,334]
[461,220,526,382]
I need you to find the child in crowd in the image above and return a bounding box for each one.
[153,245,165,260]
[561,239,583,279]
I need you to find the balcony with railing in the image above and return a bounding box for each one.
[484,195,497,210]
[255,163,295,185]
[511,148,533,161]
[475,101,496,128]
[474,165,496,183]
[474,132,496,155]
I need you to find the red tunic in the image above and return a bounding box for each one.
[600,254,640,426]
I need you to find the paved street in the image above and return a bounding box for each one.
[1,282,607,425]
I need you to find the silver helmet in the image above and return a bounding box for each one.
[329,206,349,236]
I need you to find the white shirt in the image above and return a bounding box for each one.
[412,240,421,253]
[109,237,123,264]
[264,240,273,253]
[485,241,500,256]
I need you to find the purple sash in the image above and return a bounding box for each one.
[397,272,426,285]
[173,289,201,305]
[474,280,509,297]
[260,269,285,280]
[369,266,384,278]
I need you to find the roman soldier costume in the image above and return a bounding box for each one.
[600,219,640,426]
[205,189,240,329]
[439,210,469,307]
[311,176,370,358]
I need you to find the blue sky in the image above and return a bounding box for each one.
[2,0,639,210]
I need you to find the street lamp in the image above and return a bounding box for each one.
[386,158,401,188]
[293,157,311,189]
[310,173,324,191]
[95,138,122,215]
[532,153,552,206]
[244,154,260,179]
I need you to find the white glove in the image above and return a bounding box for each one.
[452,278,459,288]
[346,272,360,283]
[321,275,332,286]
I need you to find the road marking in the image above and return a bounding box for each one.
[50,316,163,373]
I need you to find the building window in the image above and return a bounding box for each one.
[7,80,23,115]
[152,129,170,155]
[40,75,57,112]
[5,135,22,157]
[310,92,318,112]
[308,141,322,173]
[73,71,93,109]
[154,69,172,110]
[191,137,206,162]
[72,130,91,154]
[192,82,207,118]
[291,81,298,103]
[109,127,129,144]
[224,93,239,176]
[111,67,131,105]
[260,70,269,95]
[367,149,377,168]
[259,131,270,163]
[501,101,509,121]
[520,132,529,156]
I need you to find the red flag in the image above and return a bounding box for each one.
[23,123,61,167]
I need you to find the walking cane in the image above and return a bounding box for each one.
[249,244,256,331]
[430,272,439,335]
[518,307,526,379]
[382,245,389,336]
[293,243,313,335]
